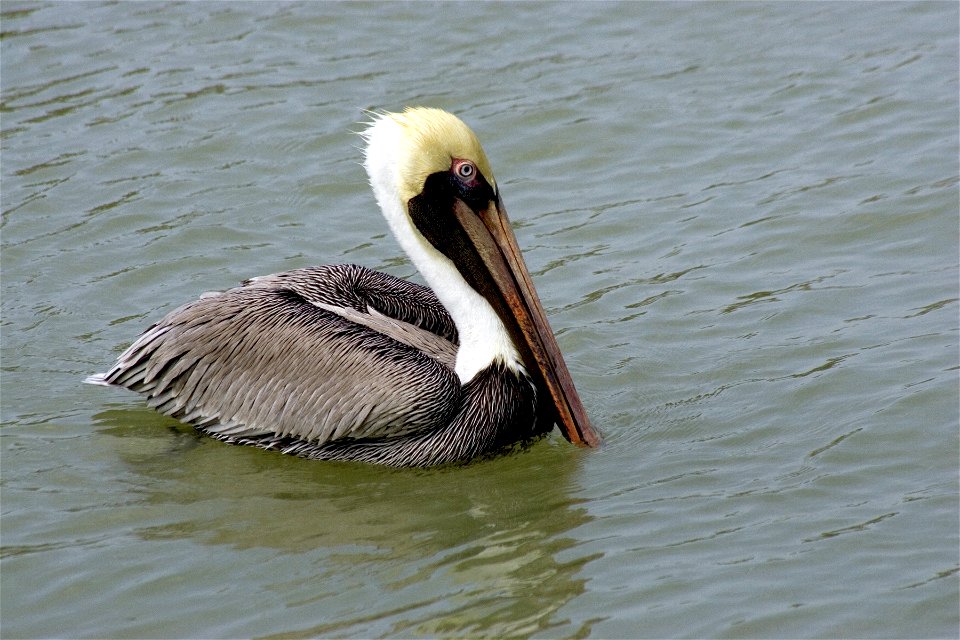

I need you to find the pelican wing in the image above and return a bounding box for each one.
[100,265,460,445]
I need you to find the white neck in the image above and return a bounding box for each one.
[363,120,523,384]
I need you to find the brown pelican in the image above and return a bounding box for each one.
[87,107,600,466]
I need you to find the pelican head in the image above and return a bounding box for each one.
[361,107,600,448]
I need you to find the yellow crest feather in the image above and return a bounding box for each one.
[365,107,496,203]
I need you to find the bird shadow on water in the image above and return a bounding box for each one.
[91,406,602,638]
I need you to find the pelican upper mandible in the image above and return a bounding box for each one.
[87,107,601,467]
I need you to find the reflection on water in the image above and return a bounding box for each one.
[92,407,598,637]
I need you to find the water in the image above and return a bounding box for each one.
[2,2,957,638]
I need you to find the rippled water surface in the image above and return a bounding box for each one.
[3,2,958,638]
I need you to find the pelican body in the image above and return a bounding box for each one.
[89,108,600,467]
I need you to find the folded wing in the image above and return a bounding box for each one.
[97,265,461,447]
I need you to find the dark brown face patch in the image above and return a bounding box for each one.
[407,163,497,269]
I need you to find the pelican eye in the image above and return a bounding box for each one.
[452,159,477,182]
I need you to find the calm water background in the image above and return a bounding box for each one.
[2,2,958,638]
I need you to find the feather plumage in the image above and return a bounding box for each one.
[87,107,597,466]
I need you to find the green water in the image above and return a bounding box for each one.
[2,2,958,638]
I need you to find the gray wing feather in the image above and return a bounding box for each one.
[99,265,460,445]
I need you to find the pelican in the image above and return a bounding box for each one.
[87,107,600,466]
